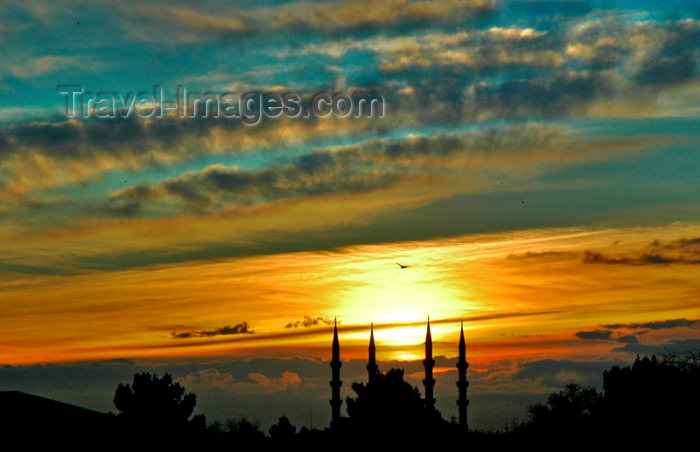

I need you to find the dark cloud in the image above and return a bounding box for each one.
[3,17,697,216]
[651,237,700,250]
[583,236,700,265]
[634,20,700,88]
[95,154,404,218]
[506,250,575,260]
[616,334,639,344]
[0,116,216,162]
[128,0,497,38]
[171,322,253,339]
[512,358,621,388]
[583,251,682,265]
[583,237,700,266]
[95,185,156,218]
[603,318,700,331]
[463,70,614,120]
[285,316,334,329]
[575,330,613,340]
[612,338,700,354]
[113,310,562,353]
[636,49,699,87]
[377,17,700,123]
[89,124,662,219]
[0,260,64,275]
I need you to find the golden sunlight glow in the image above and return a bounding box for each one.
[0,223,699,365]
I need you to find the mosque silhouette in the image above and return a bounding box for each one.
[330,318,469,428]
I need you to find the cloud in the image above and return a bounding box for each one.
[633,20,700,88]
[574,330,613,340]
[82,124,667,220]
[303,27,561,72]
[512,358,621,388]
[603,318,700,331]
[462,70,616,120]
[114,310,561,353]
[583,251,679,265]
[181,367,235,388]
[180,367,303,395]
[612,338,700,354]
[506,251,576,260]
[616,334,639,344]
[247,371,302,392]
[2,56,86,78]
[373,18,700,122]
[652,237,700,250]
[285,316,334,329]
[94,156,406,219]
[3,12,695,207]
[129,0,496,40]
[583,237,700,265]
[172,322,253,339]
[0,114,377,202]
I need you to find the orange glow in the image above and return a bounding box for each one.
[0,223,699,365]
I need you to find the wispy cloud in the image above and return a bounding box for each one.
[574,330,613,340]
[128,0,496,40]
[285,316,334,329]
[65,124,670,221]
[172,322,254,339]
[603,318,700,330]
[2,56,87,78]
[583,237,700,265]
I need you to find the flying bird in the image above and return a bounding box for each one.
[396,263,409,269]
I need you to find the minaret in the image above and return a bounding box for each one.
[367,322,378,383]
[423,317,436,409]
[456,320,469,429]
[329,318,342,423]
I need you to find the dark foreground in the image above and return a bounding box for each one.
[1,353,697,449]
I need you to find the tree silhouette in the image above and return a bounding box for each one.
[345,368,444,444]
[514,351,700,447]
[269,415,296,442]
[14,350,695,448]
[113,372,205,444]
[526,383,602,434]
[210,417,267,447]
[604,353,700,435]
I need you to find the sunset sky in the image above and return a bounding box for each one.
[1,0,699,430]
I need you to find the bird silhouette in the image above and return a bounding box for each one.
[396,263,409,269]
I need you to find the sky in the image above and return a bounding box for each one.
[0,0,699,431]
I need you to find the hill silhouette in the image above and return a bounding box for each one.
[0,391,112,448]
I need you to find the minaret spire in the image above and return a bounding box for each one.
[330,318,342,423]
[456,320,469,429]
[367,322,378,383]
[423,316,436,410]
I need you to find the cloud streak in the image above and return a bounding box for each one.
[129,0,496,38]
[77,124,668,221]
[171,322,254,339]
[603,318,700,331]
[583,237,700,265]
[285,316,334,329]
[575,330,613,340]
